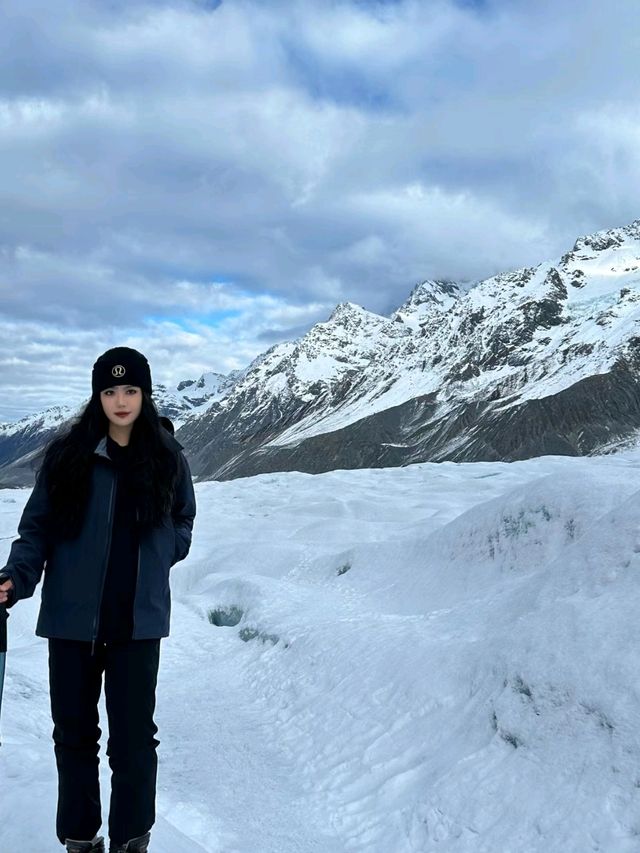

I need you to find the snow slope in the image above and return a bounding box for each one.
[2,450,640,851]
[264,223,640,449]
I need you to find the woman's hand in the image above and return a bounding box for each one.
[0,576,14,605]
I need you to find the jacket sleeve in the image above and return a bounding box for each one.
[1,466,52,606]
[171,451,196,566]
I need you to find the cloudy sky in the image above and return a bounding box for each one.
[0,0,638,421]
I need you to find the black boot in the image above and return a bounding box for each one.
[108,830,151,852]
[65,837,105,853]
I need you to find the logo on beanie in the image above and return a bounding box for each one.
[112,365,126,378]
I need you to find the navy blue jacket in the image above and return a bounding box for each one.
[1,432,196,642]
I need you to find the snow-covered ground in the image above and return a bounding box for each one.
[2,451,640,852]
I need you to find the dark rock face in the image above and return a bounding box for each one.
[0,416,69,487]
[177,362,640,481]
[455,364,640,462]
[182,393,441,480]
[570,270,586,288]
[0,438,51,488]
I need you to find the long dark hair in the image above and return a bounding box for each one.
[41,391,179,539]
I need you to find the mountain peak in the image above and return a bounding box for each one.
[328,301,371,322]
[571,219,640,255]
[409,279,460,305]
[392,279,460,327]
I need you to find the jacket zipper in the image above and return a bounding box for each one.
[91,473,116,656]
[132,509,141,640]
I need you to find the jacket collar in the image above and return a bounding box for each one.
[94,435,109,459]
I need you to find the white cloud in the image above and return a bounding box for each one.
[0,290,335,421]
[0,0,639,419]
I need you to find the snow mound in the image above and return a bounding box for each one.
[3,451,640,850]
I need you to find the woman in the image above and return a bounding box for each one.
[0,347,197,853]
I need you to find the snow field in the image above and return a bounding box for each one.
[2,451,640,850]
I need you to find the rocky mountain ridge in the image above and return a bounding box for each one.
[2,219,640,485]
[176,219,640,480]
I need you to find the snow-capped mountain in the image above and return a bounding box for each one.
[151,371,244,423]
[177,219,640,480]
[2,219,640,485]
[0,406,78,487]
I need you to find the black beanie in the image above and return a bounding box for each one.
[92,347,152,395]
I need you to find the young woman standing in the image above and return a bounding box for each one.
[0,347,197,853]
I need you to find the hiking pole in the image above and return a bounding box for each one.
[0,572,10,747]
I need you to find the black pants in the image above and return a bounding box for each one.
[48,638,161,847]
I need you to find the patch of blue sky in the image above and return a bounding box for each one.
[353,0,490,13]
[282,41,404,113]
[144,309,242,330]
[451,0,496,14]
[350,0,409,10]
[190,0,223,11]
